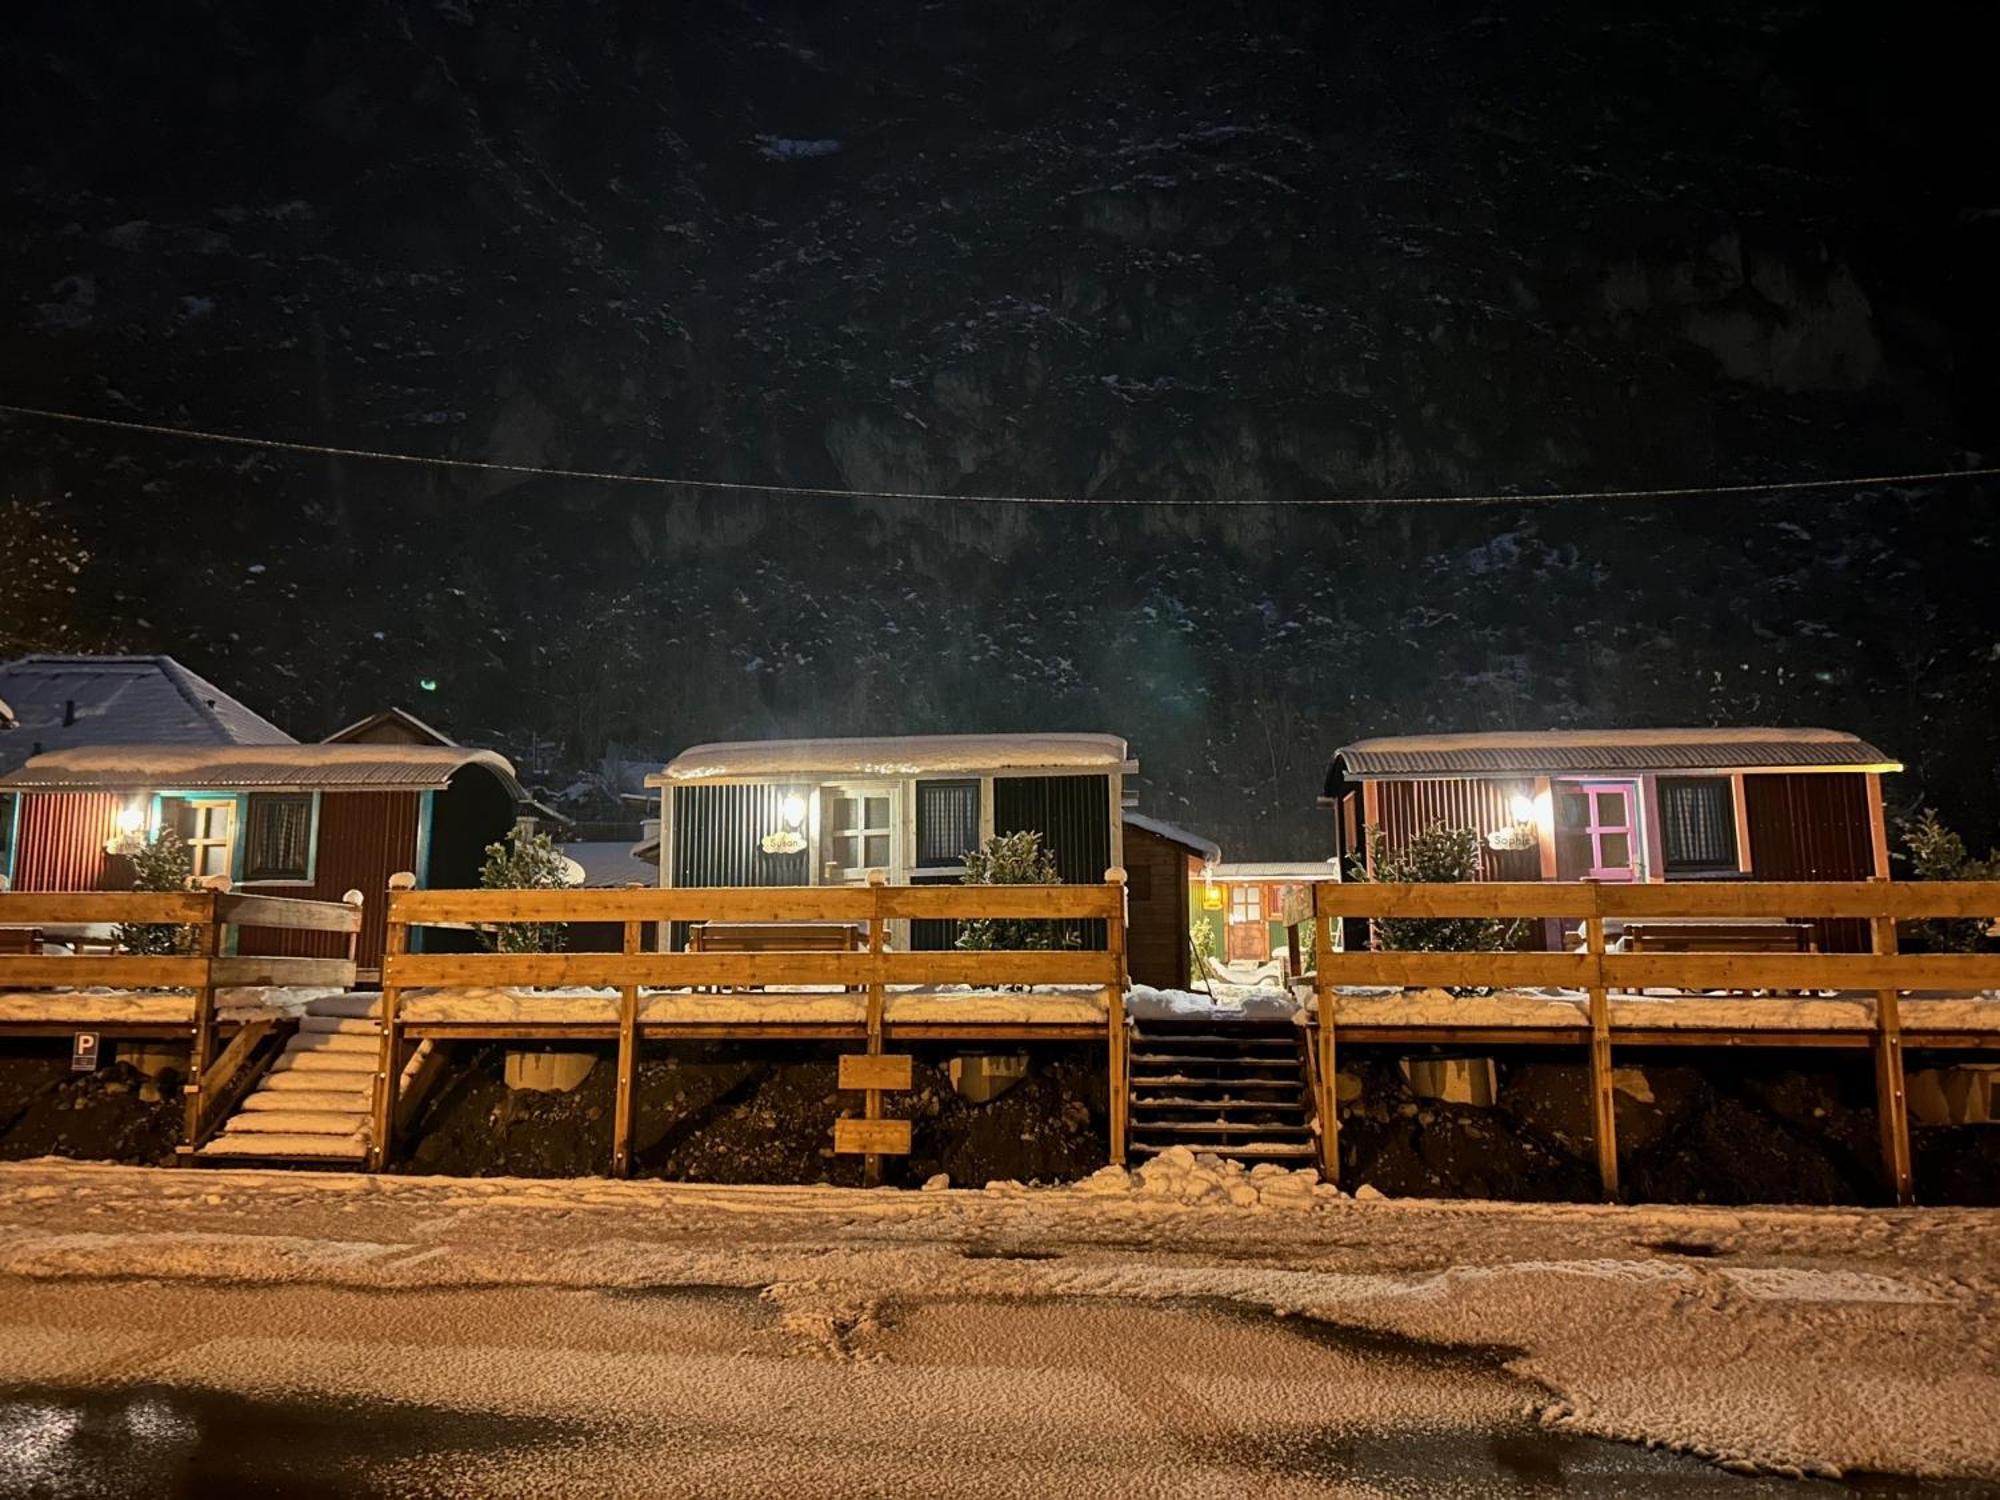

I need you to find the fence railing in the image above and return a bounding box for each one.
[372,872,1130,1174]
[0,887,365,1148]
[1308,880,2000,1206]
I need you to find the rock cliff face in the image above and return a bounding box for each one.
[1,1,1994,851]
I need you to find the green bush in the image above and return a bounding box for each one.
[1348,822,1521,956]
[114,829,195,956]
[478,825,571,954]
[955,830,1079,952]
[1898,809,1999,953]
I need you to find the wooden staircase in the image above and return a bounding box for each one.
[1126,1013,1316,1162]
[196,994,382,1164]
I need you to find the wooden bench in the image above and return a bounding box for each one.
[0,927,42,956]
[1619,920,1816,954]
[688,922,866,953]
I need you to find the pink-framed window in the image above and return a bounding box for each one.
[1574,780,1639,881]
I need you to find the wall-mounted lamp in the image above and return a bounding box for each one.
[1487,790,1552,853]
[1200,869,1224,911]
[105,799,150,856]
[780,793,807,830]
[761,790,810,856]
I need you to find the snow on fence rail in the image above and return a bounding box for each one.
[1307,880,2000,1206]
[372,870,1131,1175]
[0,887,365,1149]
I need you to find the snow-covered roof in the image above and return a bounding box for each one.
[1206,861,1344,883]
[650,733,1134,784]
[1330,727,1900,784]
[322,706,458,747]
[0,742,526,798]
[1122,810,1221,862]
[0,654,294,777]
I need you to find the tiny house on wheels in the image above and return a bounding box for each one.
[0,743,531,976]
[647,733,1141,950]
[1322,727,1901,950]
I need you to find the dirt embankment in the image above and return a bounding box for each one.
[400,1042,1111,1187]
[1337,1047,2000,1207]
[0,1043,184,1166]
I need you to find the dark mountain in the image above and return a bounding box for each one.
[2,1,1995,853]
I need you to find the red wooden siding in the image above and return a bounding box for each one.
[1742,772,1875,952]
[1372,777,1542,881]
[10,793,121,892]
[237,791,420,972]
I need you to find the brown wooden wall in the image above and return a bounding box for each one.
[1742,772,1876,952]
[1372,777,1543,880]
[1123,823,1193,991]
[238,791,420,972]
[9,793,121,892]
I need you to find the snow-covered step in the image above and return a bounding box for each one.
[303,993,384,1020]
[299,1015,382,1037]
[285,1031,379,1055]
[1128,1017,1314,1166]
[220,1110,369,1136]
[271,1049,377,1076]
[259,1066,374,1092]
[1128,1139,1316,1161]
[240,1089,371,1113]
[197,1132,368,1160]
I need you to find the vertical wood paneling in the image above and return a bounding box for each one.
[1373,778,1541,880]
[1743,773,1874,952]
[237,792,419,970]
[11,793,121,891]
[1122,823,1191,990]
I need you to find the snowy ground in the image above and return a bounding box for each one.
[1,1158,1996,1495]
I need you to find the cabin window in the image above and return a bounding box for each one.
[1230,885,1261,924]
[173,798,237,882]
[243,794,314,883]
[1658,777,1738,875]
[914,779,980,874]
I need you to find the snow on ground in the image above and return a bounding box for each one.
[0,1158,1995,1485]
[0,987,348,1024]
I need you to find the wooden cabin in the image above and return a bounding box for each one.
[647,733,1136,951]
[1193,862,1344,969]
[0,743,530,977]
[1121,811,1220,991]
[1321,727,1901,951]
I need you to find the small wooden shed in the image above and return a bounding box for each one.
[1121,811,1221,991]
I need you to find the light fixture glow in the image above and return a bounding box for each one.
[1509,793,1537,824]
[780,794,807,829]
[115,801,147,837]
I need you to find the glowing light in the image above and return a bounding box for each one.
[115,801,147,837]
[1509,793,1537,824]
[780,794,807,829]
[1201,878,1224,911]
[418,678,438,693]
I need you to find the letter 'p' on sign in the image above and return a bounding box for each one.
[72,1033,100,1073]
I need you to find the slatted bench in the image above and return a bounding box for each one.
[1619,920,1816,954]
[688,922,866,953]
[0,927,41,956]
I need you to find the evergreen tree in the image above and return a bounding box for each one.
[955,830,1079,952]
[478,825,571,954]
[114,829,194,956]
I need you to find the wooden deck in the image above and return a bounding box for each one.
[1308,879,2000,1206]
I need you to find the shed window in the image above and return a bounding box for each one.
[244,794,313,882]
[915,779,979,872]
[1659,778,1738,875]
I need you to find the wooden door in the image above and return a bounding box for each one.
[1225,883,1269,960]
[1555,781,1640,882]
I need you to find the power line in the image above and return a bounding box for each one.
[1,399,1993,509]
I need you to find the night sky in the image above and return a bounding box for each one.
[1,2,1994,855]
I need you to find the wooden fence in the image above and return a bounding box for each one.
[1310,880,2000,1205]
[0,888,364,1149]
[375,871,1129,1175]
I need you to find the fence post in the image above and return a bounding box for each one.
[1104,867,1129,1168]
[1584,894,1620,1202]
[1870,912,1914,1205]
[611,896,642,1178]
[182,887,226,1152]
[370,872,416,1172]
[862,871,889,1187]
[1313,886,1338,1185]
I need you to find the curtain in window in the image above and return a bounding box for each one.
[245,794,313,881]
[1659,778,1737,874]
[915,779,980,869]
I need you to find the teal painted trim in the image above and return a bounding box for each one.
[0,792,20,885]
[412,791,436,955]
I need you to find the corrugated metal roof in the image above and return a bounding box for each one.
[0,743,526,798]
[0,655,294,777]
[1330,727,1901,783]
[1122,810,1221,862]
[651,732,1134,783]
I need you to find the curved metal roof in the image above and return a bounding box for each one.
[651,733,1133,784]
[1329,727,1900,787]
[0,743,526,799]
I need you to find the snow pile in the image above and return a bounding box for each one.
[1070,1146,1342,1209]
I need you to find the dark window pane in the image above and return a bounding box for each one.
[1659,778,1738,874]
[244,794,313,882]
[915,779,979,868]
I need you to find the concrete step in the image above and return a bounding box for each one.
[221,1111,370,1136]
[240,1089,370,1113]
[197,1132,368,1160]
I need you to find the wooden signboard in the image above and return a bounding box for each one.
[1279,884,1316,926]
[838,1053,913,1092]
[833,1117,911,1156]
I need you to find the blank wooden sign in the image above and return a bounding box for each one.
[834,1117,912,1156]
[838,1052,913,1092]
